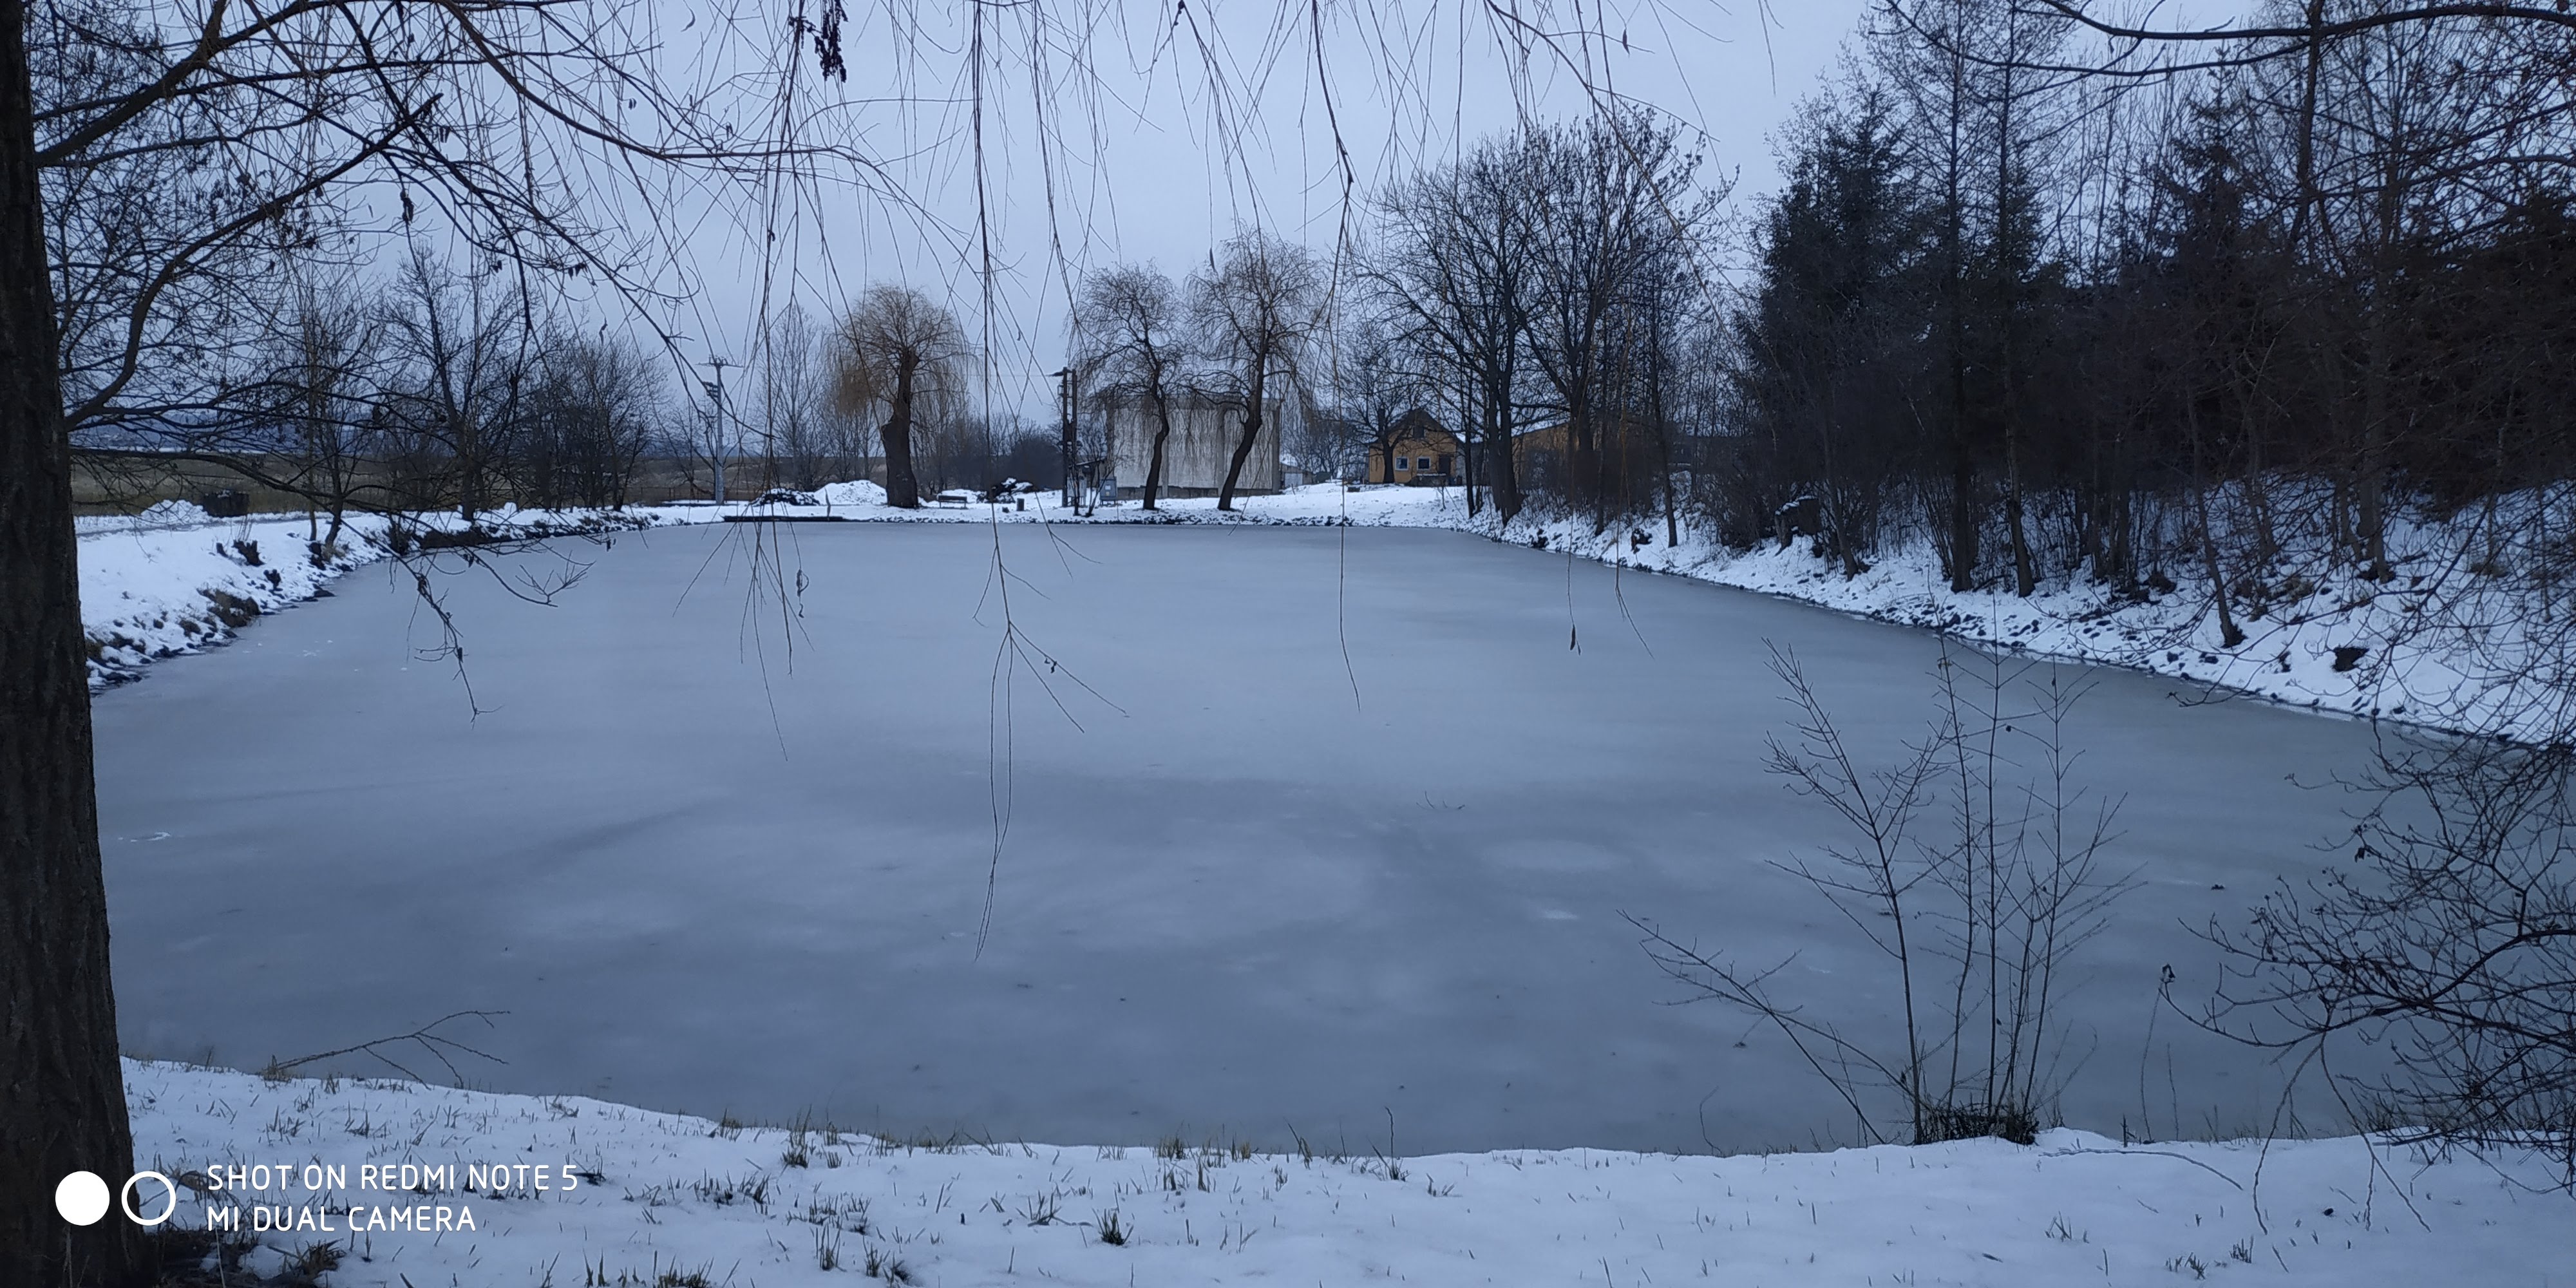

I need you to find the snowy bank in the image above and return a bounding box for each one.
[75,501,734,690]
[80,482,2566,740]
[826,482,2559,742]
[124,1059,2567,1287]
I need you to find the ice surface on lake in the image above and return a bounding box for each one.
[93,524,2380,1153]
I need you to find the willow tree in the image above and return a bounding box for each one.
[1075,264,1187,509]
[832,285,972,509]
[1189,229,1325,511]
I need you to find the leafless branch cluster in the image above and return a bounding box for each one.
[1633,643,2134,1146]
[2194,732,2576,1186]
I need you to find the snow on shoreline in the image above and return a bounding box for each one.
[77,497,2573,1281]
[124,1059,2566,1287]
[794,482,2564,742]
[75,500,733,689]
[79,482,2555,740]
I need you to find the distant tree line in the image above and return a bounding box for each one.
[1066,115,1716,523]
[66,247,1081,522]
[1710,1,2574,622]
[1235,1,2576,639]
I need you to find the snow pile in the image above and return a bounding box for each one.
[813,478,889,507]
[123,1059,2566,1287]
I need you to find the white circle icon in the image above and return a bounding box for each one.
[55,1171,111,1226]
[122,1171,178,1227]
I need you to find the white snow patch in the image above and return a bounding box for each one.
[125,1059,2567,1287]
[75,504,735,689]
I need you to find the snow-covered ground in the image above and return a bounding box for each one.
[126,1059,2567,1287]
[75,499,733,688]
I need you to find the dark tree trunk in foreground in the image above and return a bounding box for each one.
[0,1,147,1281]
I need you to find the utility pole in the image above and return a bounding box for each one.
[701,356,731,504]
[1055,366,1077,510]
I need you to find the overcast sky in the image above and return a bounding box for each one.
[643,0,1877,419]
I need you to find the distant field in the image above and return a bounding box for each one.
[69,451,869,515]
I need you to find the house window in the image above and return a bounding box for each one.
[1394,457,1410,471]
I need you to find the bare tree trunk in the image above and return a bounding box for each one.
[2186,398,2244,648]
[882,356,922,508]
[1141,393,1172,511]
[457,408,480,523]
[1486,397,1521,522]
[1,1,149,1278]
[1949,450,1978,591]
[1217,375,1264,512]
[1659,418,1678,548]
[2240,399,2279,564]
[2358,289,2393,582]
[2005,422,2035,596]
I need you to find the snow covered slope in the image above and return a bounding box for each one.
[74,502,726,690]
[124,1060,2566,1287]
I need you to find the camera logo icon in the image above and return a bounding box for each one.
[56,1171,177,1227]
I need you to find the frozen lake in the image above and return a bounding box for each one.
[94,523,2380,1153]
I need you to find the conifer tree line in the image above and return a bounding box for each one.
[1326,2,2575,627]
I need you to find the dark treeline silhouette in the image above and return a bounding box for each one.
[1356,106,1721,529]
[1725,3,2574,621]
[1320,3,2573,648]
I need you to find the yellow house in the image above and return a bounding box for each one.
[1365,410,1464,484]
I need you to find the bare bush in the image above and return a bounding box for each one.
[2193,733,2576,1187]
[1633,642,2132,1145]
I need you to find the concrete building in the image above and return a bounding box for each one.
[1102,393,1284,498]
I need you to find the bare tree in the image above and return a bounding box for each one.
[379,245,542,523]
[1326,312,1426,486]
[524,328,660,507]
[259,261,381,549]
[756,303,837,491]
[1372,137,1543,520]
[1189,229,1324,511]
[833,285,972,509]
[1075,263,1188,509]
[1524,108,1714,524]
